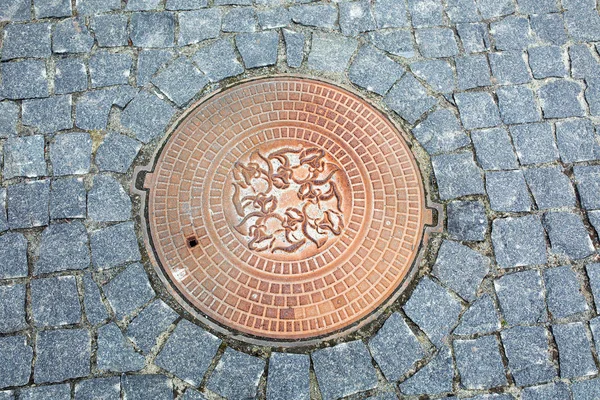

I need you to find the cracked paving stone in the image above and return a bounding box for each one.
[410,60,455,94]
[50,132,92,176]
[35,329,90,383]
[222,8,257,32]
[75,86,138,131]
[55,58,88,94]
[311,341,377,400]
[20,385,70,400]
[457,23,490,54]
[539,80,585,118]
[447,200,487,242]
[528,46,567,79]
[283,30,305,68]
[368,30,415,58]
[90,222,141,269]
[152,57,208,106]
[8,180,50,229]
[74,377,121,400]
[0,336,32,389]
[258,7,290,29]
[76,0,120,15]
[156,320,221,386]
[349,45,404,96]
[521,382,571,400]
[31,276,81,327]
[126,0,160,10]
[455,92,502,130]
[83,273,109,326]
[492,215,547,268]
[308,33,358,74]
[126,299,178,353]
[193,38,244,82]
[489,52,531,85]
[207,348,265,400]
[456,55,491,90]
[399,346,453,395]
[0,284,27,333]
[490,16,532,51]
[236,31,279,69]
[486,170,532,212]
[510,123,558,165]
[178,9,221,45]
[587,78,600,116]
[1,22,51,60]
[531,13,568,45]
[415,28,459,58]
[495,269,547,325]
[97,322,145,373]
[103,263,154,319]
[553,322,597,378]
[373,0,408,28]
[384,73,436,124]
[446,0,479,23]
[137,49,174,86]
[431,152,484,200]
[52,18,94,53]
[267,353,310,400]
[35,222,90,274]
[544,266,589,319]
[413,109,469,155]
[50,177,86,220]
[501,326,556,386]
[96,133,142,173]
[3,135,46,179]
[574,165,600,210]
[0,60,49,99]
[404,277,461,346]
[454,294,500,335]
[91,14,129,47]
[544,211,594,260]
[89,52,132,89]
[0,233,28,279]
[289,4,337,29]
[454,335,507,390]
[121,90,177,143]
[524,167,575,210]
[130,12,175,48]
[497,86,541,125]
[0,0,30,21]
[407,0,443,28]
[564,8,600,42]
[34,0,71,18]
[0,101,18,137]
[432,240,490,301]
[339,0,376,36]
[556,119,600,163]
[122,375,173,400]
[22,95,73,134]
[368,312,426,382]
[476,0,514,19]
[569,44,600,79]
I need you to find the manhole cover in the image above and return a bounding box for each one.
[138,77,438,344]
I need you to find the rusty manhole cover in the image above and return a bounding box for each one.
[138,77,438,344]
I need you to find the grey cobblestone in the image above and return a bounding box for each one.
[530,13,568,45]
[544,265,589,319]
[283,30,304,68]
[31,276,81,327]
[76,86,138,130]
[587,78,600,116]
[569,44,600,79]
[373,0,408,28]
[127,299,178,353]
[410,60,455,94]
[492,215,547,268]
[7,180,50,229]
[349,45,404,96]
[564,8,600,42]
[384,73,436,124]
[22,95,73,134]
[368,30,415,58]
[55,58,88,94]
[258,7,290,29]
[35,328,90,383]
[399,346,453,395]
[0,336,32,388]
[0,284,27,333]
[408,0,443,28]
[446,0,479,23]
[50,132,92,176]
[0,101,18,137]
[1,60,49,99]
[495,269,547,324]
[521,382,571,400]
[339,0,375,36]
[103,262,154,319]
[35,222,90,274]
[574,165,600,210]
[76,0,120,15]
[82,273,109,325]
[0,0,30,21]
[455,92,501,130]
[510,123,558,165]
[413,109,469,155]
[539,80,585,118]
[308,33,357,73]
[130,12,175,48]
[572,378,600,400]
[207,348,266,400]
[456,55,491,90]
[91,14,129,47]
[152,57,208,106]
[415,28,459,58]
[488,52,531,85]
[524,166,576,210]
[222,8,257,32]
[456,23,490,54]
[0,232,28,279]
[53,18,94,53]
[126,0,160,11]
[3,135,46,179]
[471,128,518,170]
[90,222,141,269]
[20,385,70,400]
[544,211,594,260]
[236,31,279,68]
[2,23,51,60]
[267,353,310,400]
[431,152,485,200]
[587,263,600,310]
[447,200,487,241]
[137,49,174,86]
[555,119,600,163]
[90,52,132,89]
[501,326,556,386]
[121,90,176,143]
[97,322,145,372]
[485,170,532,212]
[49,177,86,219]
[476,0,515,19]
[490,16,532,51]
[497,86,541,125]
[178,9,221,45]
[122,374,173,400]
[95,133,141,173]
[454,335,507,389]
[290,4,337,29]
[75,377,121,400]
[34,0,71,18]
[553,322,597,378]
[528,46,567,79]
[192,39,244,82]
[454,294,500,335]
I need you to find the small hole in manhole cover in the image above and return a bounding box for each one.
[139,77,438,345]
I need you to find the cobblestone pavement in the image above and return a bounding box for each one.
[1,0,600,398]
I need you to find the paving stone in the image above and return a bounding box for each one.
[121,90,177,143]
[574,165,600,210]
[31,276,81,327]
[0,233,28,279]
[91,14,129,47]
[501,326,556,386]
[76,0,120,14]
[496,86,541,125]
[524,167,576,210]
[589,212,600,238]
[447,200,487,241]
[456,23,490,54]
[562,0,596,8]
[55,58,88,94]
[8,180,50,229]
[181,389,207,400]
[431,152,485,200]
[20,384,70,400]
[539,80,585,118]
[454,294,500,335]
[103,263,154,318]
[308,33,358,73]
[22,95,72,134]
[415,28,458,58]
[35,222,89,274]
[528,46,567,79]
[486,170,532,212]
[50,177,86,219]
[572,378,600,400]
[553,322,597,378]
[368,30,415,58]
[455,92,502,130]
[530,13,568,45]
[338,0,376,35]
[122,374,173,400]
[193,39,243,82]
[258,7,290,29]
[564,8,600,42]
[569,44,600,79]
[137,49,174,86]
[75,377,121,400]
[555,119,600,163]
[373,0,408,28]
[222,7,256,32]
[289,4,337,28]
[446,0,480,23]
[91,222,141,269]
[311,341,377,400]
[95,133,141,174]
[50,132,92,176]
[495,270,547,324]
[0,391,13,399]
[384,74,436,124]
[413,109,468,155]
[399,346,454,395]
[152,57,207,106]
[0,336,32,389]
[53,18,94,53]
[410,60,455,93]
[491,16,532,51]
[544,211,594,260]
[455,54,490,90]
[0,0,30,21]
[407,0,443,27]
[454,335,507,389]
[544,265,589,320]
[488,52,531,85]
[127,299,178,353]
[126,0,160,10]
[3,135,46,179]
[75,86,138,130]
[517,0,558,13]
[476,0,515,19]
[0,101,18,137]
[471,128,517,170]
[0,60,49,99]
[1,22,51,60]
[97,322,145,372]
[130,12,175,48]
[207,348,265,400]
[89,52,132,88]
[492,215,547,268]
[167,0,207,9]
[521,382,571,400]
[82,273,109,325]
[267,353,310,400]
[156,320,221,386]
[0,284,27,333]
[587,78,600,116]
[283,30,304,68]
[510,123,558,165]
[0,190,7,234]
[591,316,600,353]
[35,329,90,383]
[235,31,278,69]
[349,45,404,96]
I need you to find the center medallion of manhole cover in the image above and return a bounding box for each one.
[138,77,438,344]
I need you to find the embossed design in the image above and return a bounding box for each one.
[231,145,346,254]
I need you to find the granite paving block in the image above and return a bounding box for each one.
[0,232,28,279]
[457,23,490,53]
[339,0,376,35]
[122,374,173,400]
[31,276,81,327]
[410,60,455,93]
[544,211,594,260]
[455,92,502,130]
[591,316,600,353]
[3,135,46,179]
[91,222,141,269]
[50,177,86,219]
[373,0,408,28]
[283,30,304,68]
[20,384,70,400]
[308,33,358,73]
[517,0,558,13]
[35,329,90,383]
[569,44,600,79]
[521,382,571,400]
[495,270,547,325]
[415,28,459,58]
[1,22,51,60]
[152,57,208,106]
[407,0,443,28]
[53,18,94,53]
[556,119,600,163]
[412,109,469,155]
[91,14,129,47]
[399,346,454,395]
[539,80,585,118]
[126,0,160,10]
[446,0,480,23]
[486,170,532,212]
[83,273,109,325]
[384,74,436,124]
[55,58,88,94]
[587,78,600,116]
[501,326,556,386]
[492,215,547,268]
[75,86,138,130]
[590,212,600,238]
[222,7,256,32]
[178,9,221,45]
[454,294,500,335]
[22,95,73,134]
[574,165,600,210]
[368,30,415,58]
[587,263,600,310]
[289,4,337,28]
[95,133,141,173]
[207,348,266,400]
[235,31,279,68]
[349,45,404,96]
[0,0,30,21]
[97,322,145,372]
[544,266,589,319]
[490,16,532,50]
[488,52,531,85]
[311,341,377,400]
[127,299,178,353]
[0,190,7,234]
[456,55,491,90]
[50,132,92,176]
[0,101,18,137]
[267,353,310,400]
[496,86,541,124]
[531,13,568,45]
[447,200,487,241]
[181,389,207,400]
[74,377,121,400]
[572,378,600,400]
[121,90,176,143]
[0,284,27,333]
[130,12,175,48]
[564,8,600,42]
[258,7,290,29]
[431,152,484,200]
[76,0,120,15]
[0,336,32,389]
[1,60,48,99]
[553,322,597,378]
[89,52,132,88]
[476,0,515,19]
[137,49,174,86]
[192,39,244,82]
[7,180,50,229]
[471,128,518,170]
[35,222,90,274]
[103,263,154,319]
[524,167,576,210]
[454,335,507,389]
[528,46,567,79]
[510,123,558,165]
